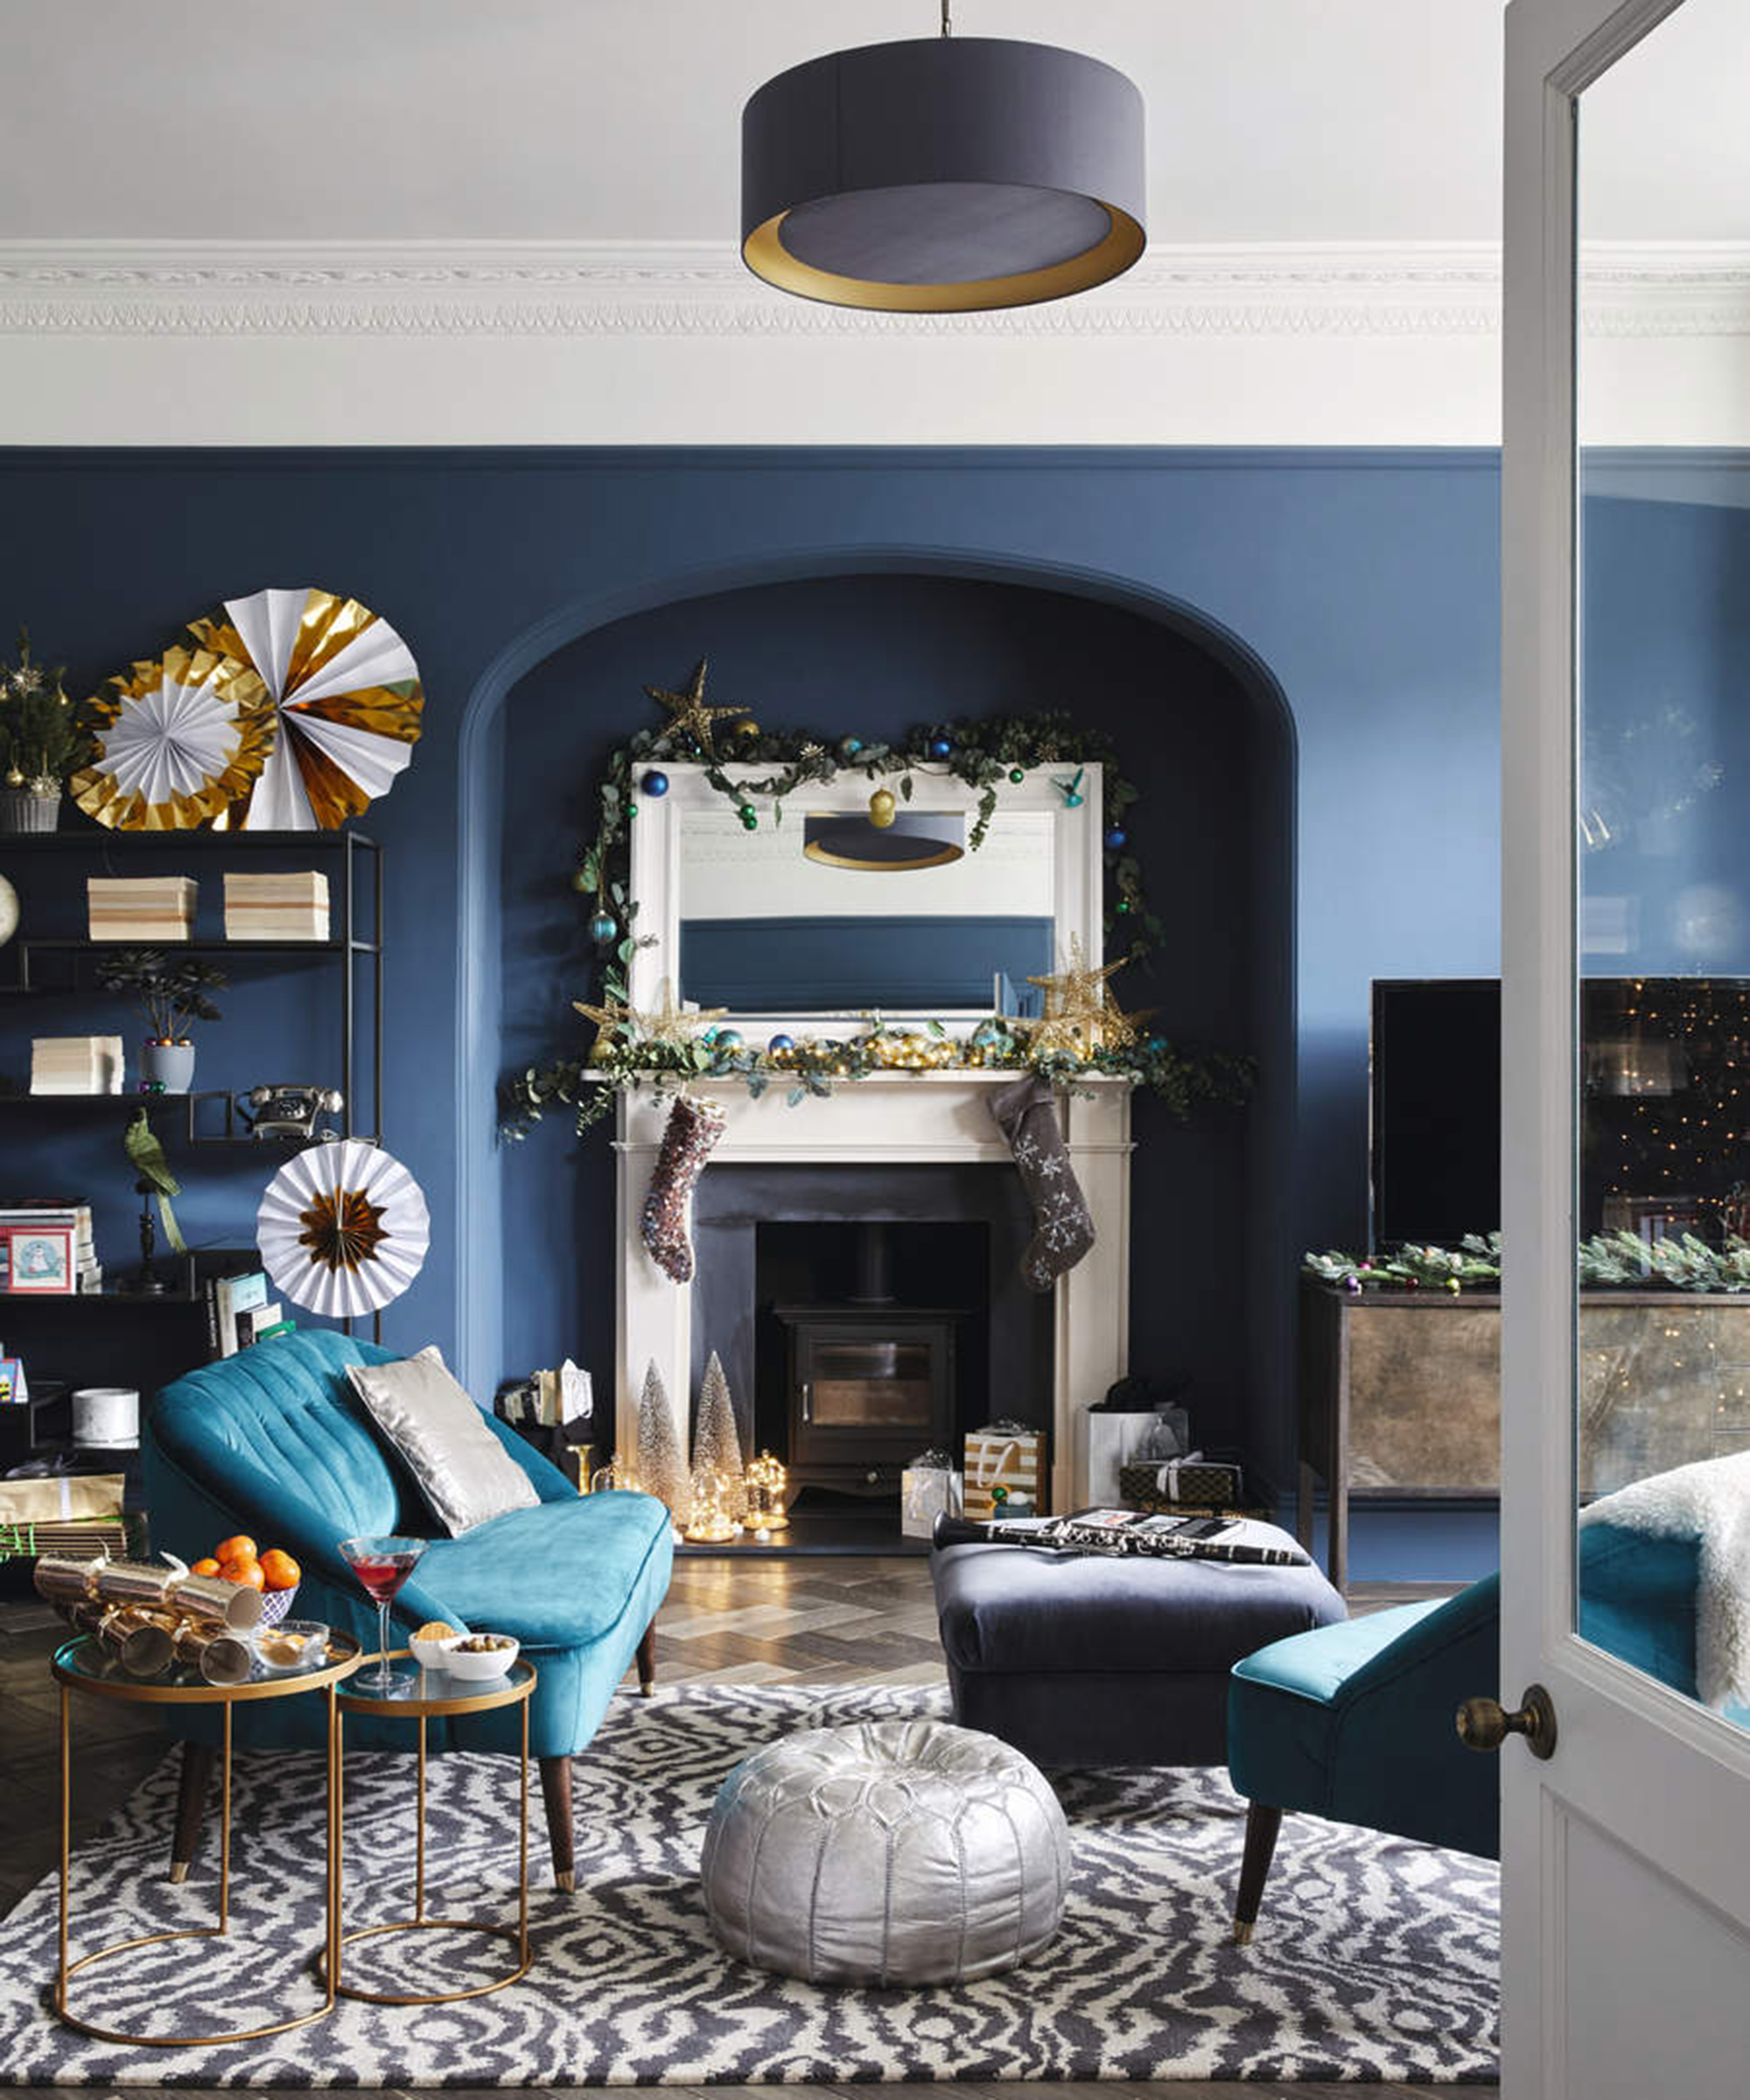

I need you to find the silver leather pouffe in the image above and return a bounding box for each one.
[700,1717,1071,1985]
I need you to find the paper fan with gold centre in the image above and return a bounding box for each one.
[70,642,271,831]
[191,586,424,831]
[256,1138,430,1319]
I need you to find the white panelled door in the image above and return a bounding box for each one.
[1502,0,1750,2093]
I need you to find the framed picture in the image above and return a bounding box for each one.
[1,1225,76,1295]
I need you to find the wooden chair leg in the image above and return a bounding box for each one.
[539,1754,576,1893]
[636,1613,658,1697]
[170,1740,215,1884]
[1234,1802,1283,1944]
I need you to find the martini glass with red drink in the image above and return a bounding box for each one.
[337,1535,430,1697]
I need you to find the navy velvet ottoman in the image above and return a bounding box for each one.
[931,1522,1346,1768]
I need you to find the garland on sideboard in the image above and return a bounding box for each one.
[1306,1230,1750,1294]
[501,682,1255,1142]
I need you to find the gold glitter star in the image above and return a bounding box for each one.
[572,978,726,1055]
[1023,938,1139,1055]
[644,658,746,758]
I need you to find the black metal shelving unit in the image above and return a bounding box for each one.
[0,827,387,1340]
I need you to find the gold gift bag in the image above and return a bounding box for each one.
[962,1421,1048,1520]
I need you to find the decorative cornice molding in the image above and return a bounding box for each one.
[0,238,1743,342]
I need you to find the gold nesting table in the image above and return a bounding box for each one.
[52,1628,362,2048]
[329,1648,536,2005]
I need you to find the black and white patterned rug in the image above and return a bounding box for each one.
[0,1683,1499,2085]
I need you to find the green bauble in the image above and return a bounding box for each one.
[1009,768,1026,785]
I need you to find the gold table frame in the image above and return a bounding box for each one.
[52,1628,362,2049]
[327,1647,536,2005]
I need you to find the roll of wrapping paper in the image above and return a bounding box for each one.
[33,1553,110,1606]
[168,1617,253,1686]
[33,1555,263,1632]
[57,1599,176,1677]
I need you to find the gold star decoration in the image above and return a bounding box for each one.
[644,658,746,758]
[1022,937,1146,1056]
[298,1186,389,1274]
[572,977,726,1055]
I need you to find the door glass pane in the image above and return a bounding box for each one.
[810,1341,935,1426]
[1576,0,1750,1725]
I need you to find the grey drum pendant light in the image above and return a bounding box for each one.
[742,4,1145,313]
[804,810,966,871]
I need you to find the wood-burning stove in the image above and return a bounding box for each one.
[773,1222,961,1498]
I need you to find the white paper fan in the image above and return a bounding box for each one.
[256,1139,430,1319]
[191,585,424,831]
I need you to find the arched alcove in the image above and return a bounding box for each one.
[462,555,1297,1487]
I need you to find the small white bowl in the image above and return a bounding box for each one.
[411,1623,468,1670]
[434,1632,520,1681]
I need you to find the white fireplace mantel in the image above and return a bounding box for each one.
[612,1071,1133,1512]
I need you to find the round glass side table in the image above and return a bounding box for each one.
[331,1648,536,2003]
[51,1628,362,2048]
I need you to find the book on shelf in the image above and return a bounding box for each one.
[206,1270,271,1357]
[0,1358,26,1404]
[235,1300,284,1348]
[87,876,198,942]
[30,1037,124,1096]
[222,871,330,942]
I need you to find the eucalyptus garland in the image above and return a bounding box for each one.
[1305,1229,1750,1295]
[501,1013,1255,1142]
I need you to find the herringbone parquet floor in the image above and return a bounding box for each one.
[0,1563,1490,2097]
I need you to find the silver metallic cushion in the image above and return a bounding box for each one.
[346,1345,540,1537]
[701,1718,1070,1985]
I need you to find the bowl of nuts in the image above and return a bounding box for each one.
[434,1630,519,1681]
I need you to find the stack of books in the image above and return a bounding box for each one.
[87,876,198,942]
[0,1201,102,1293]
[30,1037,124,1095]
[205,1269,292,1357]
[222,872,330,942]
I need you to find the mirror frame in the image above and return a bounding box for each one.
[627,760,1106,1039]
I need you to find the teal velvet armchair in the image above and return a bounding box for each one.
[144,1330,674,1889]
[1225,1575,1502,1942]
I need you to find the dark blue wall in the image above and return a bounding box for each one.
[14,449,1732,1490]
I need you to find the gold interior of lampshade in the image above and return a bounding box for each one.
[743,201,1144,312]
[802,813,966,872]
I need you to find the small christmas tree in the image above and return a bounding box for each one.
[694,1350,746,1522]
[634,1358,689,1526]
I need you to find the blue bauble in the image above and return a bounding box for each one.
[1104,826,1127,851]
[928,735,953,760]
[767,1032,795,1053]
[715,1028,745,1052]
[1065,792,1084,808]
[588,911,618,945]
[840,736,864,760]
[641,768,669,797]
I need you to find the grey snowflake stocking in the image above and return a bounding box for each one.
[990,1073,1096,1291]
[642,1093,726,1283]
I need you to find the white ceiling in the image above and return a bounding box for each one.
[8,0,1512,246]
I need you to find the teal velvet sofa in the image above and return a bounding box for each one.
[144,1330,673,1889]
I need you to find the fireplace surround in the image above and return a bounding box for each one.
[612,1071,1132,1513]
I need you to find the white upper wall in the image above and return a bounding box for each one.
[1,0,1744,445]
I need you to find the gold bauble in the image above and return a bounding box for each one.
[869,788,898,829]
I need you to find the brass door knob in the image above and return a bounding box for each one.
[1455,1684,1558,1760]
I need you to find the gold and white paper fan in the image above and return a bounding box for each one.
[192,586,424,831]
[256,1139,430,1320]
[71,642,271,831]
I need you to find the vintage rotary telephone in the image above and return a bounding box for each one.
[234,1083,345,1141]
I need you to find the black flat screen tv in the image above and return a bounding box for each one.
[1370,978,1501,1249]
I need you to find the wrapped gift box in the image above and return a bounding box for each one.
[0,1473,126,1525]
[900,1452,963,1539]
[1119,1453,1246,1511]
[223,871,331,942]
[963,1422,1048,1521]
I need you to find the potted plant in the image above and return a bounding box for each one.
[0,628,98,834]
[94,949,228,1094]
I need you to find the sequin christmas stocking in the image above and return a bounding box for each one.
[990,1073,1096,1291]
[642,1093,727,1283]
